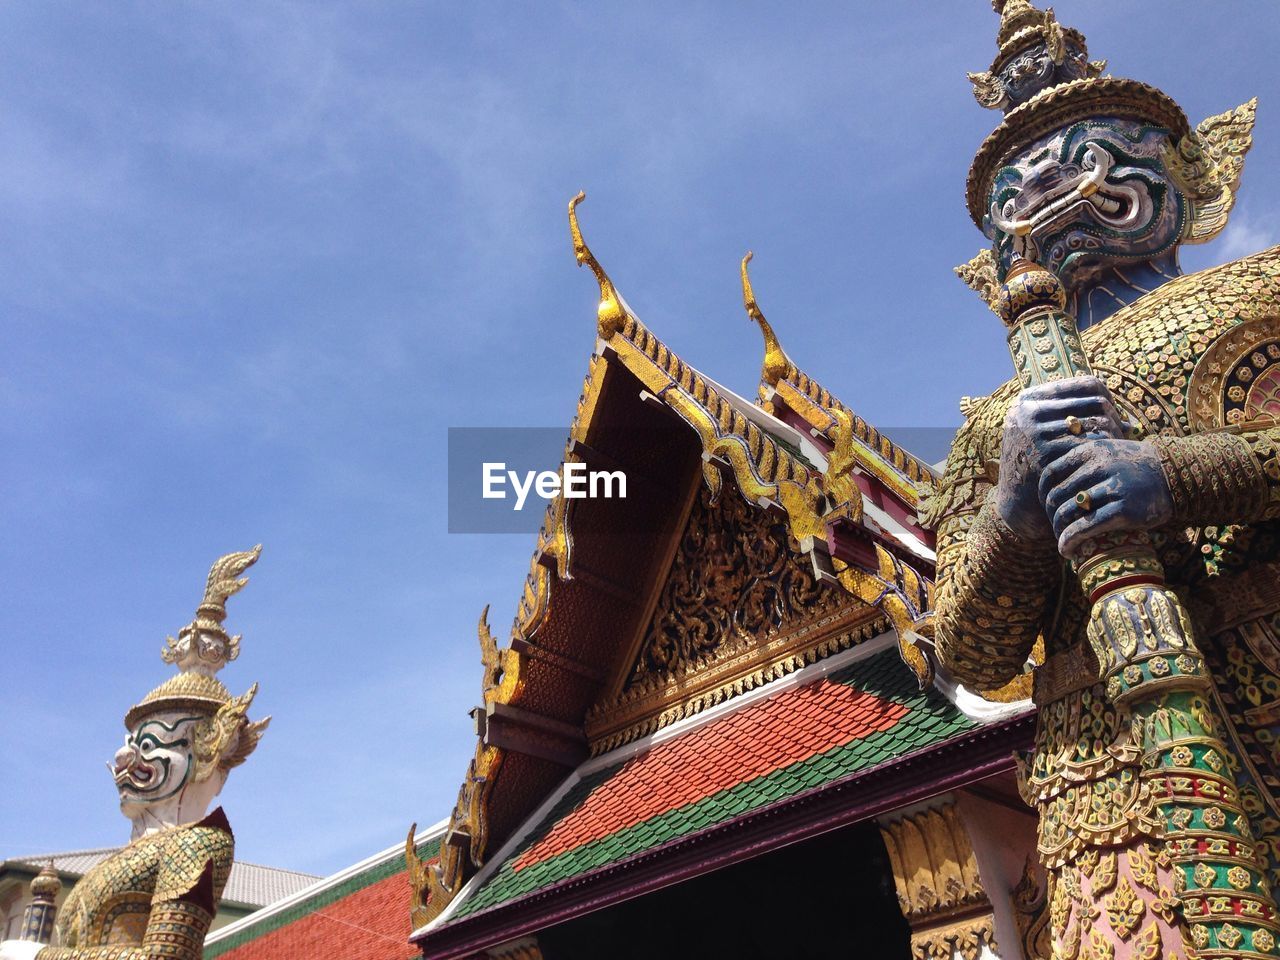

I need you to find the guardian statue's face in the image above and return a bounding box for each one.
[113,710,201,818]
[985,119,1186,285]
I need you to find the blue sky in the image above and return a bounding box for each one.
[2,3,1277,876]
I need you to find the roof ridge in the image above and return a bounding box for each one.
[11,848,321,881]
[12,846,120,861]
[228,860,322,877]
[738,252,936,499]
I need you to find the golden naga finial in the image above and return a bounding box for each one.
[568,191,628,339]
[200,545,263,623]
[477,604,502,693]
[740,252,791,387]
[162,545,263,673]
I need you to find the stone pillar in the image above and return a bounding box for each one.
[880,799,1003,960]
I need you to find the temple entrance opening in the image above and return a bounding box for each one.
[535,819,909,959]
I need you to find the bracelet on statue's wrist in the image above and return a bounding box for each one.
[1151,432,1269,525]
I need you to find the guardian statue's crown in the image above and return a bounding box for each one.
[124,545,267,770]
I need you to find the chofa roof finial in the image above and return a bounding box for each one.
[740,251,792,388]
[568,191,629,339]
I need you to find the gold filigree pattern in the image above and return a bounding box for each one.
[585,484,883,752]
[625,487,837,686]
[1163,98,1258,244]
[955,248,1002,314]
[1012,858,1052,960]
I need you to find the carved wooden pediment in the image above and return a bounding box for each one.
[584,483,884,753]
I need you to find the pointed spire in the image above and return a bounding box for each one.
[568,191,629,339]
[968,0,1101,113]
[740,252,792,388]
[993,0,1046,49]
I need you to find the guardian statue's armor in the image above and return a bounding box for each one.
[933,2,1280,958]
[0,548,269,960]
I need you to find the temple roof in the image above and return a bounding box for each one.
[453,641,975,919]
[416,639,1033,956]
[412,194,1014,935]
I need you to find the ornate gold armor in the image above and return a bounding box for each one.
[933,246,1280,957]
[47,810,234,960]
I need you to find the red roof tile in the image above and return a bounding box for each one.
[513,676,906,872]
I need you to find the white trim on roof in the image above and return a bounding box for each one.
[698,371,830,471]
[859,497,936,564]
[413,629,898,937]
[204,818,449,946]
[932,667,1034,722]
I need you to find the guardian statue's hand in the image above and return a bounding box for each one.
[1040,436,1173,556]
[997,376,1126,541]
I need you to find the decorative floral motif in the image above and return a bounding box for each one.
[1132,922,1162,960]
[1194,862,1218,888]
[1104,876,1145,939]
[1169,745,1194,767]
[1219,922,1244,949]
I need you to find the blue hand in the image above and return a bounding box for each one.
[996,376,1126,541]
[1040,437,1173,556]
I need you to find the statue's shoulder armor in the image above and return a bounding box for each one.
[1083,245,1280,436]
[153,808,235,903]
[923,383,1019,529]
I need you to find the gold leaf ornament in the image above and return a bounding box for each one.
[1085,926,1115,960]
[1132,922,1161,960]
[192,683,270,780]
[955,249,1002,313]
[1218,922,1244,949]
[968,70,1007,110]
[1193,862,1217,889]
[1127,845,1159,893]
[1092,851,1118,894]
[1104,875,1145,940]
[1163,98,1258,244]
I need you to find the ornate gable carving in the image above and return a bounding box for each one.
[585,484,884,753]
[624,485,835,689]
